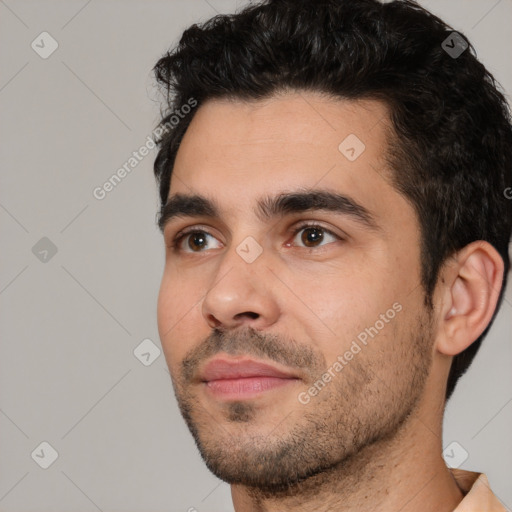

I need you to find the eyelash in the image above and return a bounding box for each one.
[169,221,343,252]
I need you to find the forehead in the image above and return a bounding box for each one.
[174,92,391,171]
[168,92,408,228]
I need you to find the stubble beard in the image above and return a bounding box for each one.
[170,311,434,496]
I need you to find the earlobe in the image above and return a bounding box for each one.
[436,241,504,357]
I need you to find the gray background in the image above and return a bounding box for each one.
[0,0,511,510]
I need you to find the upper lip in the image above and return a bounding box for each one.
[198,357,300,382]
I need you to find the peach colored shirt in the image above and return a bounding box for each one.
[451,469,507,511]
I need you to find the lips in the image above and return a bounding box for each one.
[199,357,299,382]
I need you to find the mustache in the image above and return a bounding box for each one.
[181,326,326,383]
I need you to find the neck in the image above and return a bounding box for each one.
[231,407,464,512]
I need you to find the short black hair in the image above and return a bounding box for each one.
[152,0,512,401]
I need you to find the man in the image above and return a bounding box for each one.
[152,0,511,510]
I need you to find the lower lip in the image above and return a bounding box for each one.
[204,376,298,399]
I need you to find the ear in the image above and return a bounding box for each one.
[435,241,505,357]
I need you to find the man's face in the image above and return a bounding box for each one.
[157,92,436,491]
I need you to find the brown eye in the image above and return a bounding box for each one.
[173,229,222,253]
[301,227,324,247]
[291,224,340,248]
[187,232,208,251]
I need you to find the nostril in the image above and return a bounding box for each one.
[235,312,259,320]
[207,314,222,328]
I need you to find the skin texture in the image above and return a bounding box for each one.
[156,91,504,511]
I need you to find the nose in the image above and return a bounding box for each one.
[201,243,280,331]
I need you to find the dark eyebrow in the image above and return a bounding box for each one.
[158,189,381,233]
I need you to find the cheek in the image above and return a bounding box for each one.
[283,258,384,326]
[157,272,197,364]
[285,260,402,360]
[157,267,199,324]
[156,274,173,335]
